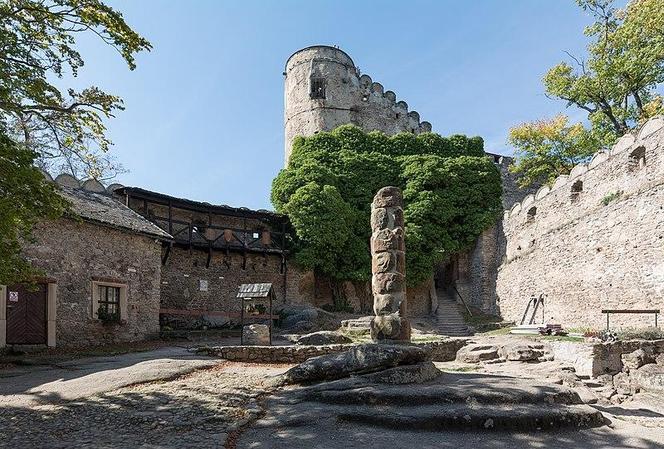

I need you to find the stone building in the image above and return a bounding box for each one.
[496,117,664,329]
[0,175,170,348]
[115,187,312,328]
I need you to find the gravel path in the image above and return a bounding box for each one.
[0,361,289,449]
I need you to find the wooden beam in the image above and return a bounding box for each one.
[159,308,278,320]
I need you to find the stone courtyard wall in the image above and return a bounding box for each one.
[496,117,664,329]
[24,219,162,346]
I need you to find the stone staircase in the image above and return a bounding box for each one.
[433,288,473,337]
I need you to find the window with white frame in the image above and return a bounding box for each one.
[92,280,128,323]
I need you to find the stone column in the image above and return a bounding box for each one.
[370,186,410,343]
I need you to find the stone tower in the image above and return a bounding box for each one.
[283,45,432,164]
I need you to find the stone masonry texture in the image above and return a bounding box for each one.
[23,218,162,346]
[497,117,664,329]
[284,46,431,163]
[370,186,410,342]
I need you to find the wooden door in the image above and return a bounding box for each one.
[6,284,48,345]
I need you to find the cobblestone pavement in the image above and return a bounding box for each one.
[0,362,290,449]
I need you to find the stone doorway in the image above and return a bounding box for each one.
[6,283,48,345]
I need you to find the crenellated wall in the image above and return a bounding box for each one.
[284,46,432,163]
[496,117,664,329]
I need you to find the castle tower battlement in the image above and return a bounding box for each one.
[284,45,432,164]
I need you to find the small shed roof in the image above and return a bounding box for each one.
[237,283,273,298]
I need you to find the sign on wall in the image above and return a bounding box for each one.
[199,280,208,292]
[9,291,18,302]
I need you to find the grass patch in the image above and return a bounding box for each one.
[339,328,371,343]
[601,190,623,206]
[411,335,446,343]
[534,335,584,343]
[616,327,664,341]
[478,327,512,336]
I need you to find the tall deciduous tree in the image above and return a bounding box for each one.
[508,115,600,188]
[0,129,67,284]
[272,125,502,309]
[0,0,149,284]
[544,0,664,145]
[0,0,151,179]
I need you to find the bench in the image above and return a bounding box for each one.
[601,309,660,331]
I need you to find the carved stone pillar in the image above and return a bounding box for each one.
[370,186,410,343]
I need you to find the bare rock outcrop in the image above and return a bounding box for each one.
[279,344,427,384]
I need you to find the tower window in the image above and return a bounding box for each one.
[527,207,536,222]
[310,78,326,99]
[570,180,583,203]
[628,146,646,171]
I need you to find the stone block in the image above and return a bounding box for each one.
[456,344,500,363]
[631,364,664,392]
[498,343,545,361]
[372,272,405,295]
[370,314,410,342]
[295,331,353,346]
[372,186,403,208]
[242,324,270,345]
[612,372,634,395]
[370,228,404,252]
[622,348,655,373]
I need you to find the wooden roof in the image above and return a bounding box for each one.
[237,283,274,298]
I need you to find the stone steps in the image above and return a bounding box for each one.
[304,376,582,406]
[252,371,607,435]
[433,289,473,337]
[338,403,605,431]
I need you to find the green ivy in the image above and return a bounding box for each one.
[272,125,503,286]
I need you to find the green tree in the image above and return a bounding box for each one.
[508,115,600,188]
[0,1,149,284]
[0,0,151,179]
[544,0,664,144]
[0,129,67,284]
[272,125,502,304]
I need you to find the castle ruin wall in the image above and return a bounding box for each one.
[496,117,664,329]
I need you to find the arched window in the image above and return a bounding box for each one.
[570,180,583,203]
[628,146,646,171]
[527,206,537,222]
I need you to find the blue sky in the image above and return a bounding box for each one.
[72,1,602,210]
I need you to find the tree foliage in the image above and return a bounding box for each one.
[0,1,148,285]
[272,125,503,288]
[508,115,601,187]
[0,128,67,284]
[544,0,664,145]
[511,0,664,188]
[0,0,151,179]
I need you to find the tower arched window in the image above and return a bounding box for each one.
[527,206,537,222]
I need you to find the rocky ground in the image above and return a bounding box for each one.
[0,358,289,449]
[1,337,663,449]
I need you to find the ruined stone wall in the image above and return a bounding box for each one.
[284,46,432,163]
[24,219,162,346]
[497,117,664,329]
